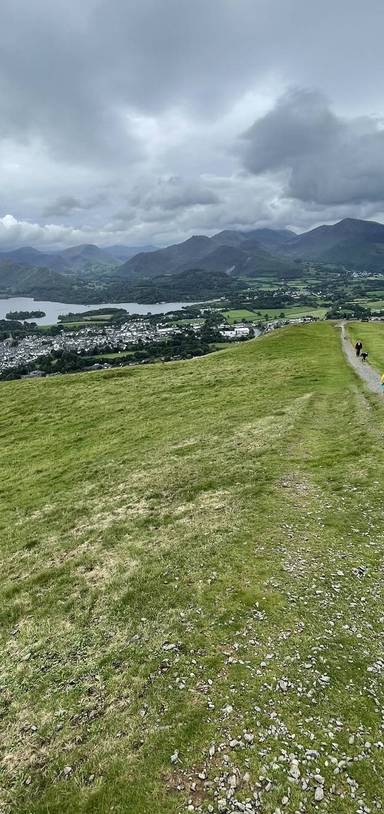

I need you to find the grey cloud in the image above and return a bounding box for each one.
[241,89,384,206]
[2,0,384,164]
[42,192,110,218]
[130,177,220,212]
[43,196,83,217]
[1,1,384,246]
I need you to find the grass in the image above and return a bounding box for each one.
[356,299,384,310]
[272,305,327,319]
[209,341,235,351]
[224,307,327,323]
[223,309,258,322]
[1,323,384,812]
[93,351,135,360]
[57,321,89,329]
[83,314,114,322]
[348,320,384,372]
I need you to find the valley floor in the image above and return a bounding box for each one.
[1,323,384,813]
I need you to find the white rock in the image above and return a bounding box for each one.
[315,787,324,802]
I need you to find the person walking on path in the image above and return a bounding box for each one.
[381,373,384,391]
[361,351,369,363]
[355,340,363,357]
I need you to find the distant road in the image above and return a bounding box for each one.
[340,322,383,395]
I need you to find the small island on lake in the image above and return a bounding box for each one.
[6,310,46,321]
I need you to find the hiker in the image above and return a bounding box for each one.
[355,340,363,357]
[361,351,368,362]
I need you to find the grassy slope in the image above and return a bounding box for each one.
[348,321,384,372]
[1,324,384,813]
[224,307,327,323]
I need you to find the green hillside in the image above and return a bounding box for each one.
[2,324,384,813]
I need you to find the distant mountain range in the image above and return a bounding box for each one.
[1,218,384,303]
[115,228,295,281]
[0,243,123,274]
[274,218,384,270]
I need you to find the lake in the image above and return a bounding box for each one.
[0,297,199,326]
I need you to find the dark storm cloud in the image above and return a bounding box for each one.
[1,0,384,247]
[241,89,384,206]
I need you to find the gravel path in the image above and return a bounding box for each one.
[340,322,383,395]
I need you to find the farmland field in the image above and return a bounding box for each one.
[224,307,327,323]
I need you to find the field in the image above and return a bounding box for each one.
[2,323,384,813]
[224,307,327,323]
[82,314,115,322]
[356,299,384,310]
[55,321,90,329]
[223,309,258,322]
[93,351,135,361]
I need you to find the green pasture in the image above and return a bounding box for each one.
[1,324,384,812]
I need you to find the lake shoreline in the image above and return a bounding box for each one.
[0,297,205,326]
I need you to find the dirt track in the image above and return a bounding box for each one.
[340,323,383,395]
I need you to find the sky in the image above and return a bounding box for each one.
[1,0,384,250]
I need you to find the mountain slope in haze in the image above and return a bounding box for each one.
[117,235,213,280]
[0,261,91,301]
[240,227,295,251]
[113,267,242,302]
[175,243,294,278]
[0,247,69,274]
[117,229,296,281]
[105,244,157,261]
[2,324,384,813]
[0,244,120,276]
[279,217,384,270]
[0,258,240,304]
[59,243,118,271]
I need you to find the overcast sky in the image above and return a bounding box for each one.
[1,0,384,250]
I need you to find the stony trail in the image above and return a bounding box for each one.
[340,322,383,395]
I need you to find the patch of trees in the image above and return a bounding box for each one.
[6,310,45,320]
[58,308,128,323]
[0,318,42,341]
[325,302,372,320]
